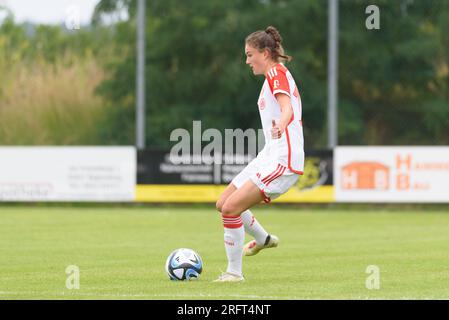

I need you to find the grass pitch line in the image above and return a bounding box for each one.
[0,291,300,299]
[1,291,446,300]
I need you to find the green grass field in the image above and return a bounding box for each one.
[1,205,449,300]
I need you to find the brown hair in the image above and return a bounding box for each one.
[245,26,292,63]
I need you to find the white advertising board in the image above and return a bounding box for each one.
[0,147,136,201]
[335,147,449,202]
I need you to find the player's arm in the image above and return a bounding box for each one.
[272,93,293,139]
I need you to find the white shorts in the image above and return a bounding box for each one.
[231,149,299,203]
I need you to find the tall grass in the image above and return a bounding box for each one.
[0,52,109,145]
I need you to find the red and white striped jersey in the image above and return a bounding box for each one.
[257,63,304,174]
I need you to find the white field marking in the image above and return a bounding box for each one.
[0,291,447,300]
[0,291,300,299]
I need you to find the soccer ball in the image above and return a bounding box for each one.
[165,248,203,281]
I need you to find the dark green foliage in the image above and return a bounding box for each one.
[2,0,448,147]
[96,0,449,147]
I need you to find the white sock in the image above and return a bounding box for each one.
[222,214,244,276]
[241,210,269,245]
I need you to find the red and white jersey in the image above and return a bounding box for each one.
[257,63,304,174]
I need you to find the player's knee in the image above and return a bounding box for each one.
[215,199,224,213]
[221,202,239,216]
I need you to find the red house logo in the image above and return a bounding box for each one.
[341,162,390,190]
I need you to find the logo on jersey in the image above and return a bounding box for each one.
[274,80,280,89]
[258,98,266,110]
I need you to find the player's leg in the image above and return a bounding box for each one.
[221,178,264,217]
[216,156,272,241]
[216,182,270,245]
[215,183,237,213]
[240,210,270,246]
[214,180,264,282]
[244,171,299,256]
[220,155,261,215]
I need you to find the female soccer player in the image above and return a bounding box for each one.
[214,26,305,282]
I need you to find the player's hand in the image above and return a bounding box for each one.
[271,119,282,139]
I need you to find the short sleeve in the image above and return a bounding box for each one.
[266,65,290,97]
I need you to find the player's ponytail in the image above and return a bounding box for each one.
[246,26,292,63]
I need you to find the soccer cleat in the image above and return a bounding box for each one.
[243,234,279,256]
[213,272,245,282]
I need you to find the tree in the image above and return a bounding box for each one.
[94,0,449,148]
[93,0,329,148]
